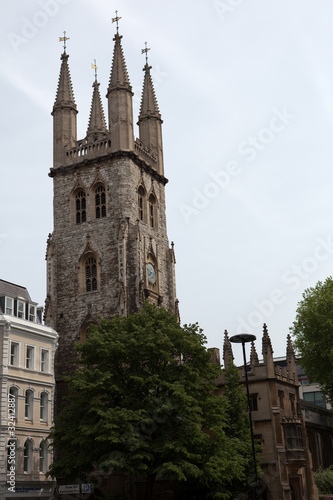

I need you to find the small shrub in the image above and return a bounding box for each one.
[314,466,333,495]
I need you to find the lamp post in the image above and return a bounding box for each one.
[230,333,258,500]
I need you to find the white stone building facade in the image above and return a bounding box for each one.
[0,280,58,499]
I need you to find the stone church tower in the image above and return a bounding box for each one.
[45,27,178,397]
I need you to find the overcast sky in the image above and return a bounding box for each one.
[1,0,333,365]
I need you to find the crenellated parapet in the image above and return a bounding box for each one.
[274,363,297,384]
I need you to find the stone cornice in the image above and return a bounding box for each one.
[49,150,168,185]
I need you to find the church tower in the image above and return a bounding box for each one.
[45,26,178,398]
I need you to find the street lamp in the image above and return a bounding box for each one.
[230,333,258,500]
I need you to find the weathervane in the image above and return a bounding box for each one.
[141,42,150,64]
[112,10,122,33]
[59,31,70,51]
[91,59,98,82]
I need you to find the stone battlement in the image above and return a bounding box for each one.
[65,139,111,163]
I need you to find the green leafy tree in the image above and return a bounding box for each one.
[314,466,333,495]
[48,302,255,499]
[291,276,333,405]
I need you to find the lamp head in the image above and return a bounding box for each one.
[230,333,256,344]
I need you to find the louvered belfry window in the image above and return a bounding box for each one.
[138,186,145,221]
[95,185,106,219]
[76,190,86,224]
[85,256,97,292]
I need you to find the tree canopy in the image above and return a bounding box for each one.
[291,276,333,405]
[48,302,256,499]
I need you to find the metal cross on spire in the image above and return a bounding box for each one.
[112,10,122,33]
[59,31,70,52]
[141,42,151,65]
[91,59,98,82]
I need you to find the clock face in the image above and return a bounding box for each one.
[147,263,156,284]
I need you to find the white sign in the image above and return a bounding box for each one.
[57,484,92,494]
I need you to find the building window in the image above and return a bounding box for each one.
[75,190,86,224]
[95,184,106,219]
[23,439,33,473]
[25,390,34,419]
[26,346,35,370]
[29,304,36,322]
[303,391,327,408]
[5,297,13,315]
[40,349,50,373]
[17,300,25,319]
[284,425,304,450]
[85,256,97,292]
[8,387,18,420]
[10,342,20,367]
[278,390,284,409]
[39,441,48,473]
[40,392,48,421]
[138,186,146,222]
[249,394,258,411]
[148,194,157,229]
[289,393,296,415]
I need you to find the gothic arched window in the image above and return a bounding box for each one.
[85,256,97,292]
[138,186,146,222]
[95,184,106,219]
[79,248,100,294]
[75,190,87,224]
[148,193,157,229]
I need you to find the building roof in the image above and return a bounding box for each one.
[0,279,31,302]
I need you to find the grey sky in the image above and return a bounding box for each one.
[1,0,333,365]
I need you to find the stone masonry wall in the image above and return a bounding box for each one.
[47,153,176,383]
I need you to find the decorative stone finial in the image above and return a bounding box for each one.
[250,341,259,366]
[223,330,234,368]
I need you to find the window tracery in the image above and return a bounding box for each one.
[75,190,86,224]
[138,185,146,222]
[95,184,106,219]
[85,256,97,292]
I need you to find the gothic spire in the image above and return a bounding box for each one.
[223,330,234,369]
[52,46,77,167]
[138,63,161,120]
[137,49,164,175]
[107,32,132,94]
[87,80,107,138]
[106,29,134,152]
[53,51,77,109]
